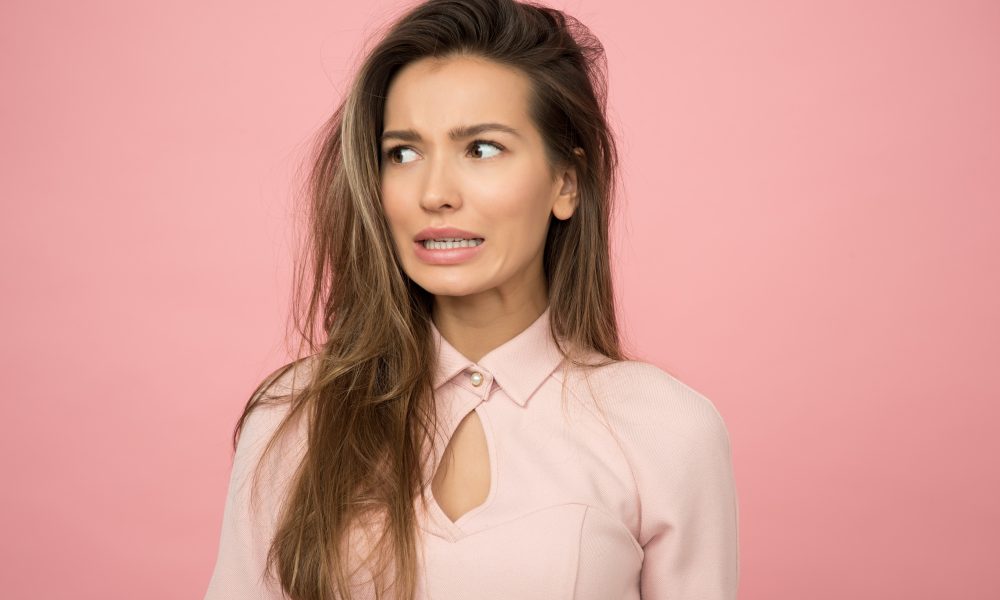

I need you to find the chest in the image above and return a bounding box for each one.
[413,382,645,599]
[429,410,491,523]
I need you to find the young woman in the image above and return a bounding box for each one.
[205,0,739,598]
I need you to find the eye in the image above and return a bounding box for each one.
[383,140,504,165]
[384,146,419,164]
[470,140,503,158]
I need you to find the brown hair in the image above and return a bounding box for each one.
[233,0,628,597]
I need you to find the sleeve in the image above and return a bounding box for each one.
[620,368,740,599]
[204,402,298,600]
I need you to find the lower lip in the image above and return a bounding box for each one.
[413,239,486,265]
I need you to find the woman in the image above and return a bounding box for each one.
[205,0,739,598]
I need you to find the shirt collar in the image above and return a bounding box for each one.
[429,306,565,407]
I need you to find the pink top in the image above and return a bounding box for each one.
[205,306,740,599]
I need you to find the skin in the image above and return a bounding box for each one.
[380,54,580,363]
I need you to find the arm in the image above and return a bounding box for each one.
[638,416,740,599]
[204,402,297,600]
[606,363,740,599]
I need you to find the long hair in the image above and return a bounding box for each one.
[233,0,628,597]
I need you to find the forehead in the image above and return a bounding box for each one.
[383,55,534,131]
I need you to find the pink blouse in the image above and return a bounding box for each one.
[205,306,740,598]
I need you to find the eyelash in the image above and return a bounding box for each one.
[382,139,506,164]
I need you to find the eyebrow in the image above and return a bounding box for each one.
[380,122,521,144]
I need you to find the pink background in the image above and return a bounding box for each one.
[2,1,998,598]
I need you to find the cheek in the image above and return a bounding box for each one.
[474,166,553,243]
[380,179,410,234]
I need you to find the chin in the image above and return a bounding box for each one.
[421,282,483,298]
[412,273,485,297]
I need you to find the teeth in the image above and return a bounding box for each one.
[422,238,484,250]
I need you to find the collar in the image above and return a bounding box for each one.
[429,306,565,407]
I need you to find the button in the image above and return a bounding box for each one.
[469,371,484,386]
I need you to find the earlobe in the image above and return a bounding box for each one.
[552,147,584,221]
[552,193,578,221]
[553,174,579,221]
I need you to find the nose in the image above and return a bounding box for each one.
[419,154,462,212]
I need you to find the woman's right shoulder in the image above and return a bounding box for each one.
[237,355,319,459]
[252,354,322,404]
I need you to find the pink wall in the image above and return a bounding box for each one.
[2,1,997,598]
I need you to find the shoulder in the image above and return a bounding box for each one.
[236,355,318,466]
[251,354,322,405]
[562,357,732,458]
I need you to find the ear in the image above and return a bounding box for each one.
[552,147,584,221]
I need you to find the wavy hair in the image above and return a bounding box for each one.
[232,0,628,597]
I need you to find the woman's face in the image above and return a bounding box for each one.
[379,55,578,306]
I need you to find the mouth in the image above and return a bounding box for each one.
[412,237,486,265]
[417,237,486,250]
[414,226,485,244]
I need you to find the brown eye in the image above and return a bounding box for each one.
[469,140,503,159]
[386,146,418,164]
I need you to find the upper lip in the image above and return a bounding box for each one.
[414,226,485,241]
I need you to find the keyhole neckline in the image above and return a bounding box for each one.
[424,402,499,539]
